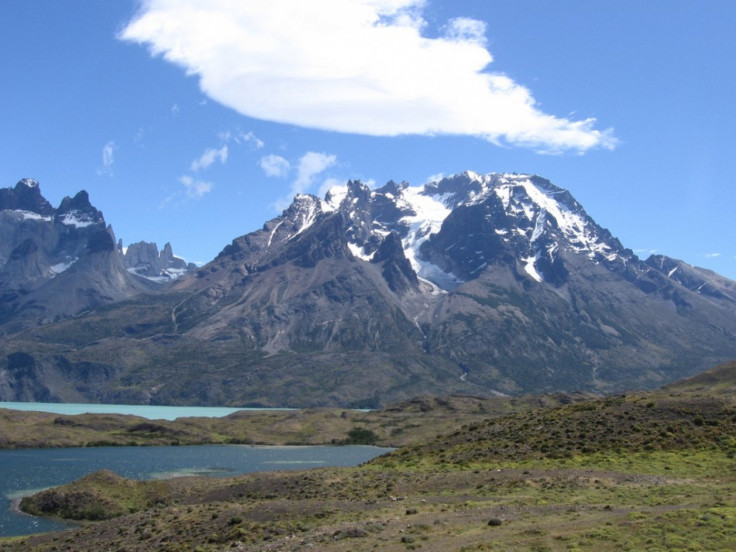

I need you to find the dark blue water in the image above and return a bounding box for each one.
[0,445,389,537]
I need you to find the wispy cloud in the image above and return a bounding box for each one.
[293,152,338,196]
[218,129,264,149]
[317,177,346,199]
[167,137,245,206]
[179,174,213,199]
[273,151,338,210]
[634,248,657,257]
[705,252,721,258]
[444,17,487,44]
[260,154,291,178]
[97,140,117,176]
[120,0,616,153]
[239,131,264,149]
[190,145,228,172]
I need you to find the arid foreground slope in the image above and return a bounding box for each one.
[3,360,736,552]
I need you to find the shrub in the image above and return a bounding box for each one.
[344,428,378,445]
[488,518,503,526]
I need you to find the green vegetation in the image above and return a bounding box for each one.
[20,470,169,521]
[343,427,379,444]
[3,360,736,551]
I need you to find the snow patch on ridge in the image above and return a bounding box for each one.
[290,195,327,238]
[49,258,78,276]
[267,220,284,247]
[522,254,544,282]
[530,211,546,243]
[324,185,348,211]
[19,178,39,188]
[395,186,461,286]
[491,176,615,260]
[59,211,96,228]
[11,210,53,222]
[347,242,374,261]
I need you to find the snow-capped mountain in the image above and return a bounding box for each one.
[0,179,189,329]
[322,172,632,289]
[1,172,735,406]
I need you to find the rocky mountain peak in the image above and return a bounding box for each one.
[18,177,39,188]
[283,193,329,233]
[55,190,105,229]
[119,240,195,281]
[645,254,736,304]
[308,172,629,291]
[405,172,633,287]
[0,180,159,329]
[0,179,55,215]
[376,179,409,196]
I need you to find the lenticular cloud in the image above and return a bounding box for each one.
[120,0,616,153]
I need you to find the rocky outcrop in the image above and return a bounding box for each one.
[119,240,196,281]
[0,180,149,329]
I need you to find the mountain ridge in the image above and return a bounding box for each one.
[1,173,735,406]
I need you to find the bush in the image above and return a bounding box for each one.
[488,518,503,526]
[344,428,378,445]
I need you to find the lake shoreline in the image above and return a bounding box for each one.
[0,444,390,538]
[2,394,542,451]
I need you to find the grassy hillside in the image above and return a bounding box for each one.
[4,360,736,551]
[0,393,594,449]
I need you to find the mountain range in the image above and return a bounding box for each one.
[1,173,734,407]
[0,179,194,330]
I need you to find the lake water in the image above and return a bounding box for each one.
[0,444,389,537]
[0,401,290,421]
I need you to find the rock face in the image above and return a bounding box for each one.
[119,240,196,281]
[1,172,735,407]
[0,180,149,329]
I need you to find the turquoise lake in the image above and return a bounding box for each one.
[0,401,290,420]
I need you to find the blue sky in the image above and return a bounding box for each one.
[2,1,735,279]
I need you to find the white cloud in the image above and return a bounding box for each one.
[219,129,264,149]
[705,252,721,258]
[120,0,616,153]
[102,141,116,167]
[273,151,338,210]
[317,177,346,199]
[239,131,265,149]
[260,154,291,178]
[97,141,117,176]
[444,17,487,45]
[179,174,213,198]
[293,152,338,196]
[190,145,228,172]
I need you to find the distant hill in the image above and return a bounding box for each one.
[660,359,736,395]
[376,359,736,468]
